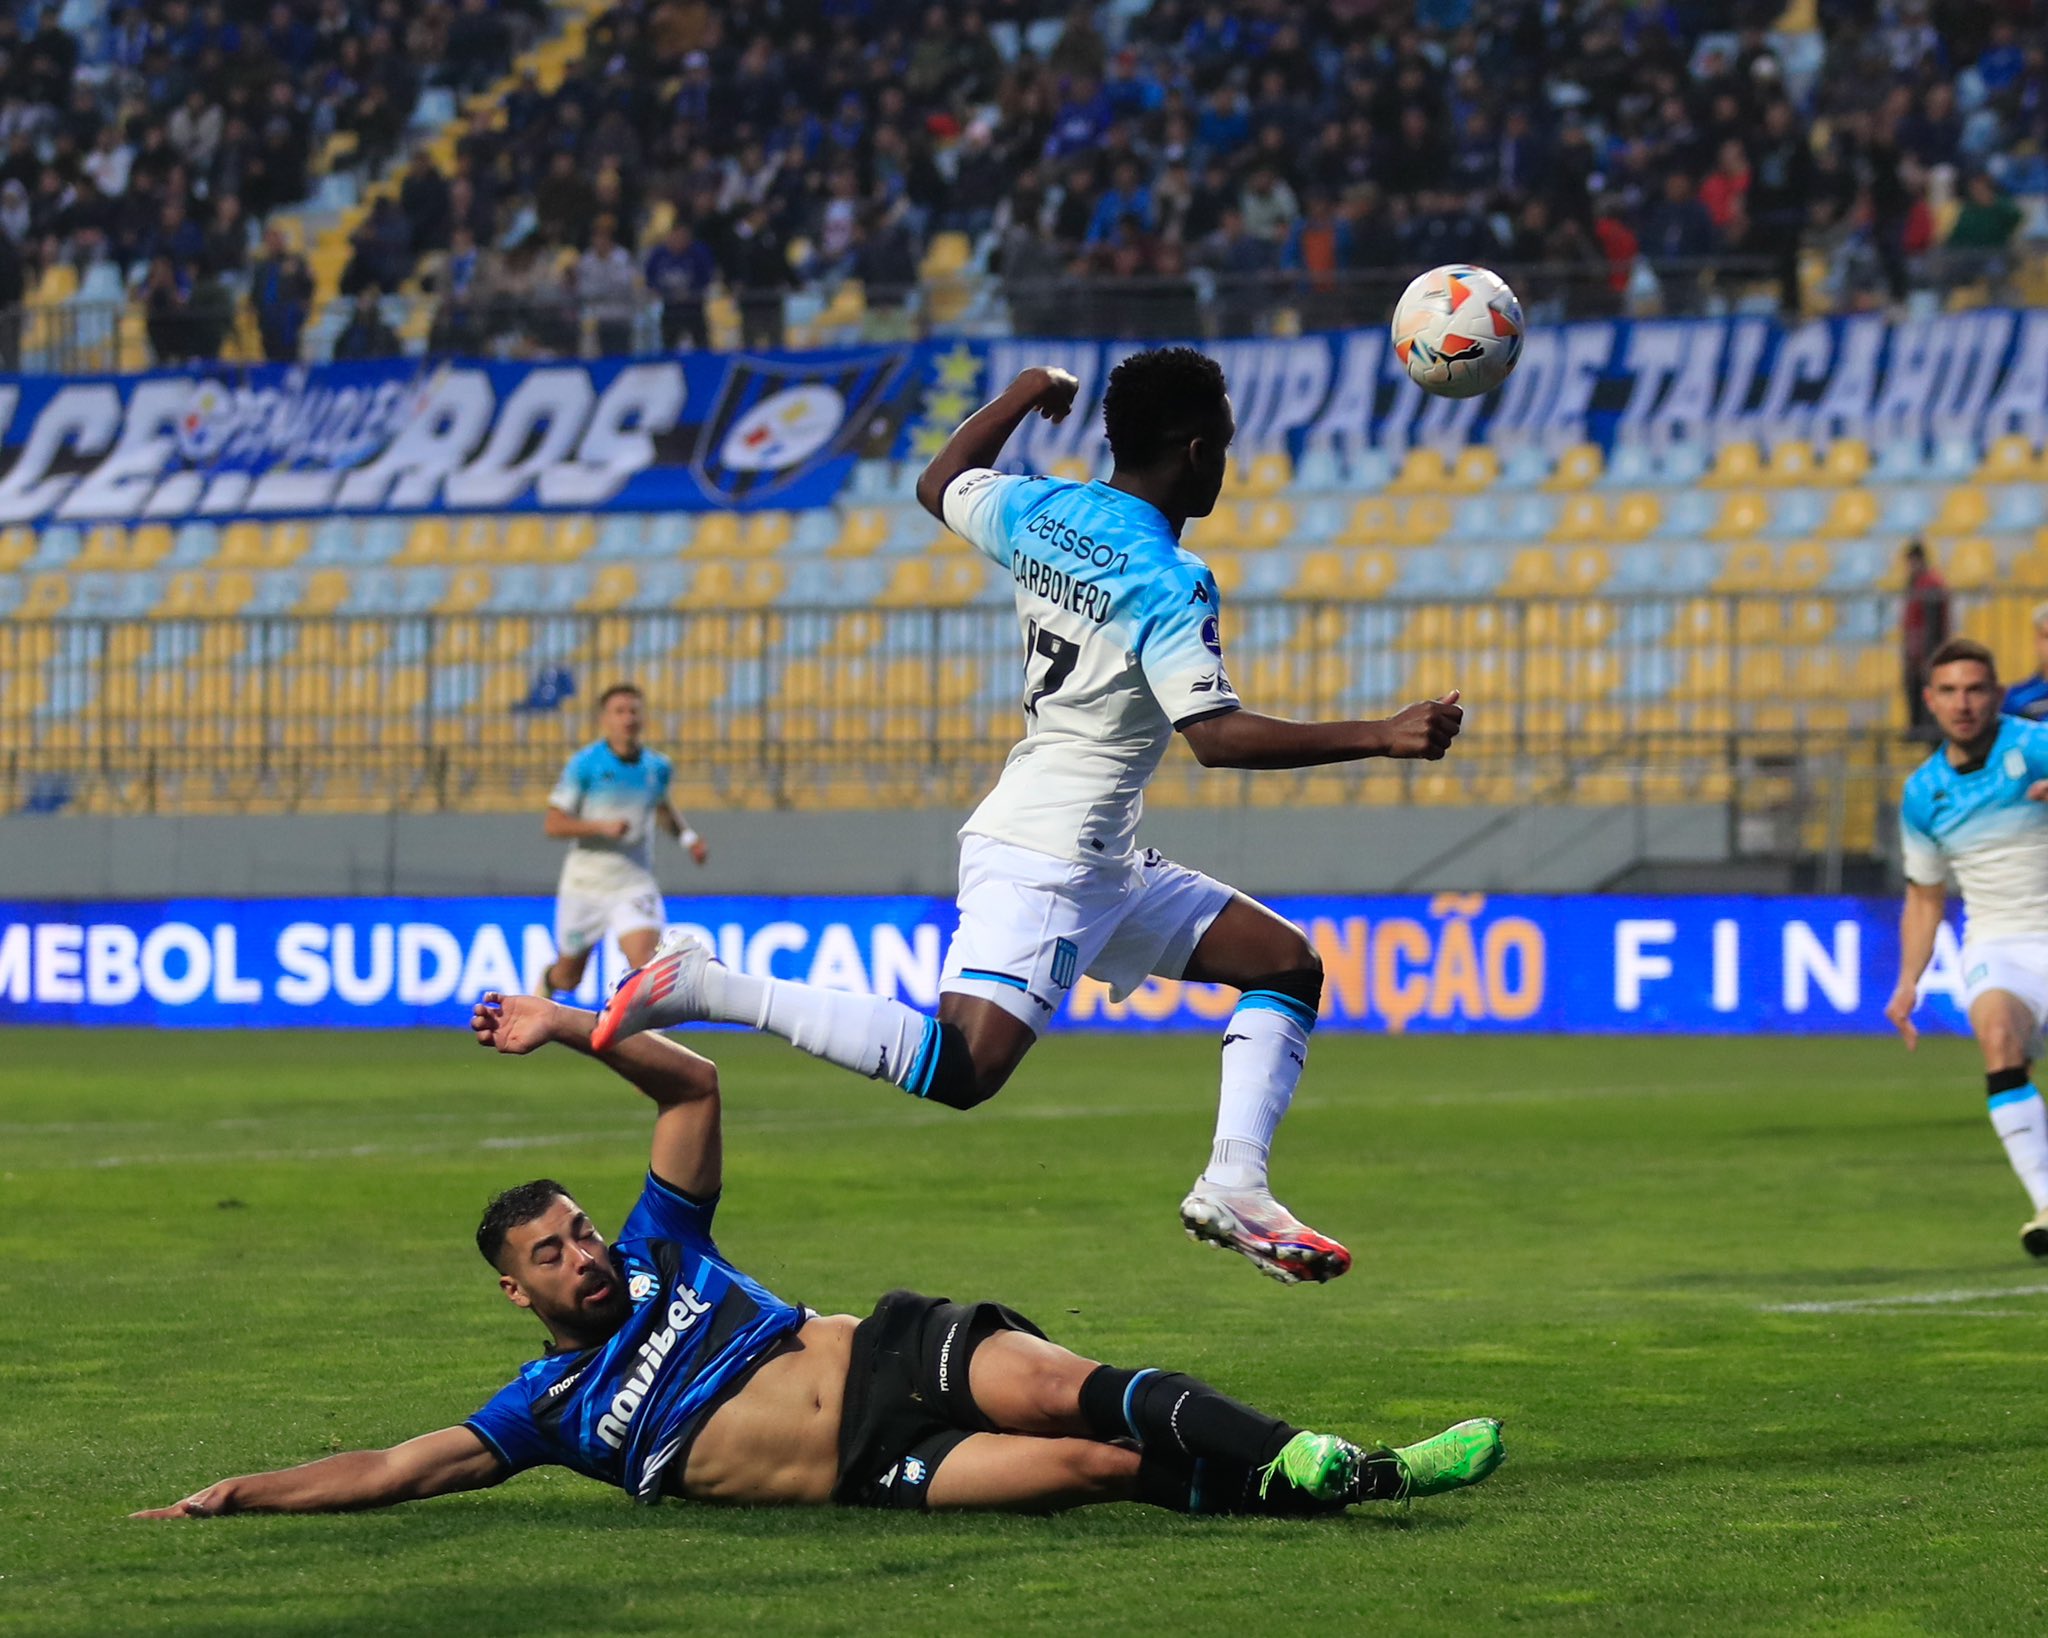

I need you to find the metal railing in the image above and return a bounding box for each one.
[4,585,2019,881]
[4,245,2037,373]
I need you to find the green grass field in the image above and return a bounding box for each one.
[4,1028,2048,1636]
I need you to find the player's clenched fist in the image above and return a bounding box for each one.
[471,993,561,1055]
[1383,691,1464,760]
[1013,366,1080,423]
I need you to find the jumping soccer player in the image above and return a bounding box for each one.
[594,350,1463,1284]
[1887,638,2048,1257]
[134,995,1504,1521]
[538,682,708,998]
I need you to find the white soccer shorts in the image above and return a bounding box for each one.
[939,834,1235,1030]
[1961,936,2048,1035]
[555,878,668,959]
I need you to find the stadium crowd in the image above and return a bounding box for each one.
[4,1,2045,363]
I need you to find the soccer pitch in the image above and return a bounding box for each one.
[5,1030,2046,1636]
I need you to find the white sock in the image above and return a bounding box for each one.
[1200,997,1314,1193]
[1989,1085,2048,1212]
[706,964,943,1094]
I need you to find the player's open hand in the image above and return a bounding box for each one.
[471,992,558,1055]
[2028,779,2048,803]
[1383,691,1463,760]
[687,836,710,866]
[1019,367,1080,423]
[1883,982,1920,1050]
[132,1482,232,1519]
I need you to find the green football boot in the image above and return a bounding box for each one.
[1257,1431,1362,1504]
[1389,1417,1507,1499]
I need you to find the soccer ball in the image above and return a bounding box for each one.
[1390,265,1525,399]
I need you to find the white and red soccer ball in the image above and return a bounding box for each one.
[1391,265,1525,399]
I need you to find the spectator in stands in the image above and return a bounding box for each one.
[143,254,197,364]
[1901,540,1953,741]
[251,228,313,363]
[0,228,21,371]
[1641,173,1717,314]
[401,153,454,259]
[332,285,400,362]
[1747,101,1814,313]
[428,225,485,355]
[727,203,791,350]
[1238,164,1299,244]
[1946,172,2022,268]
[577,216,641,357]
[203,195,249,279]
[646,219,718,351]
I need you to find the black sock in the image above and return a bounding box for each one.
[1078,1367,1297,1471]
[1135,1452,1382,1517]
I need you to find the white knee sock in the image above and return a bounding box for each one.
[1989,1084,2048,1212]
[1201,995,1315,1193]
[706,965,943,1095]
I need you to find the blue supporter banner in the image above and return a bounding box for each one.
[0,893,1979,1035]
[1,307,2045,523]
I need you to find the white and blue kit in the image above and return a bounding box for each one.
[548,741,674,957]
[465,1174,805,1503]
[936,468,1244,1031]
[1901,716,2048,1023]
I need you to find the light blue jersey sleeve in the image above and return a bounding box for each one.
[648,751,674,805]
[1135,566,1242,727]
[2014,718,2048,781]
[548,745,595,813]
[942,468,1049,566]
[1899,773,1948,888]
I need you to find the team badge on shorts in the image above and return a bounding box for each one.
[1050,937,1079,990]
[901,1456,928,1487]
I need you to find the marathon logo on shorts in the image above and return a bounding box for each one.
[1050,938,1079,991]
[596,1282,714,1450]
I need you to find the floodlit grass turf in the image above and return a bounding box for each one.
[4,1030,2048,1637]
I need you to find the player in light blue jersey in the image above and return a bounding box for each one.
[594,350,1465,1285]
[1888,638,2048,1257]
[539,682,709,998]
[134,994,1503,1521]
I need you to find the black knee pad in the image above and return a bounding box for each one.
[925,1022,999,1111]
[1244,966,1323,1015]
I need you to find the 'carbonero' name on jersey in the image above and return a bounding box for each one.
[1011,550,1114,625]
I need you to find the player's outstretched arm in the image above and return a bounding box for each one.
[544,805,629,842]
[472,993,721,1197]
[132,1427,502,1518]
[914,366,1079,519]
[1885,881,1948,1050]
[1179,693,1463,770]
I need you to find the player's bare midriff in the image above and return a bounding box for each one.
[677,1313,857,1504]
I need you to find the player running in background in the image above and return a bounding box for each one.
[595,349,1464,1284]
[134,994,1504,1521]
[1999,604,2048,721]
[1886,638,2048,1258]
[537,683,709,998]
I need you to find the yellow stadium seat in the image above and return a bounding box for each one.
[0,527,35,571]
[1930,486,1989,536]
[1776,542,1831,590]
[1502,548,1560,595]
[130,525,175,570]
[830,508,892,557]
[1611,492,1661,539]
[73,525,129,571]
[401,518,453,563]
[1561,547,1612,592]
[1715,544,1774,592]
[738,512,793,556]
[1203,549,1244,595]
[690,514,742,556]
[1449,447,1500,491]
[1336,498,1397,545]
[1542,444,1603,490]
[1550,495,1607,542]
[1707,491,1769,541]
[1228,452,1292,497]
[1389,447,1450,493]
[1981,434,2044,483]
[16,573,70,617]
[453,518,501,561]
[1817,490,1880,537]
[876,554,982,608]
[1942,537,1999,590]
[1392,498,1451,546]
[1287,548,1397,599]
[439,567,493,613]
[297,568,351,615]
[1820,439,1870,484]
[501,517,547,561]
[1703,441,1763,487]
[543,516,598,561]
[691,560,785,607]
[1240,499,1295,550]
[580,564,638,610]
[218,523,268,568]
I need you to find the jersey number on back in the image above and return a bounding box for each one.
[1023,620,1081,717]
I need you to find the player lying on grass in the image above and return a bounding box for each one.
[592,348,1465,1286]
[134,994,1504,1522]
[1887,637,2048,1259]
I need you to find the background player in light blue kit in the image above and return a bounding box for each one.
[1887,638,2048,1258]
[538,682,709,998]
[595,350,1465,1285]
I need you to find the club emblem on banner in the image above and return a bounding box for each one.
[689,349,913,502]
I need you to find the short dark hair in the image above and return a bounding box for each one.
[477,1179,571,1269]
[1926,637,1997,681]
[1102,346,1228,469]
[597,682,642,709]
